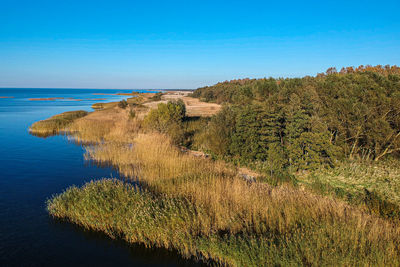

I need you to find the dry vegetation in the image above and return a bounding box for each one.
[143,91,221,117]
[48,130,400,266]
[28,93,400,266]
[29,110,88,137]
[91,93,149,109]
[90,90,221,117]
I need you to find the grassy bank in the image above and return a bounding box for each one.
[47,131,400,266]
[29,110,88,137]
[48,178,400,266]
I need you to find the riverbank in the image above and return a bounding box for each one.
[33,91,400,266]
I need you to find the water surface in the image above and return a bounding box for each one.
[0,89,199,266]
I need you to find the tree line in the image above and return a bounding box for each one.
[191,65,400,172]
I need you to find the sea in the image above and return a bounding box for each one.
[0,88,199,266]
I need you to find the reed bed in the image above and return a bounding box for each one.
[48,125,400,265]
[29,110,88,137]
[65,107,142,144]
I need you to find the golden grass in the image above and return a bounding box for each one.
[142,91,221,117]
[39,100,400,265]
[67,106,145,144]
[91,101,119,109]
[90,91,219,117]
[48,132,400,265]
[91,93,155,110]
[85,132,400,231]
[29,110,88,137]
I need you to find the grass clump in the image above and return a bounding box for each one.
[29,110,88,137]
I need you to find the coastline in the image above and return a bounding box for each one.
[30,90,400,266]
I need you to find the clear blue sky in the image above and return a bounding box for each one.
[1,0,399,89]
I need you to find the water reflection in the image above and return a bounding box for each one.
[49,217,208,267]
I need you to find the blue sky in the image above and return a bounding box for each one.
[1,0,399,89]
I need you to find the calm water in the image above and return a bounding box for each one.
[0,89,200,266]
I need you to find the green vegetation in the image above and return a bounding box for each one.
[149,92,164,101]
[118,99,128,109]
[193,65,400,169]
[300,160,400,219]
[144,99,186,144]
[29,110,88,137]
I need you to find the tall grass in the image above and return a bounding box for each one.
[33,98,400,265]
[47,178,400,266]
[300,160,400,219]
[29,110,88,137]
[48,129,400,265]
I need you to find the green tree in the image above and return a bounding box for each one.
[144,99,186,144]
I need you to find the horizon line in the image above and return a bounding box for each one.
[0,87,195,91]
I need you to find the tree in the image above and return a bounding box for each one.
[196,105,237,156]
[144,100,186,144]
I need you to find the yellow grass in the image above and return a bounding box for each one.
[39,96,400,265]
[50,126,400,265]
[29,110,88,137]
[143,91,221,117]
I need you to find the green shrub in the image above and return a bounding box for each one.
[149,92,164,101]
[144,99,186,144]
[118,99,128,109]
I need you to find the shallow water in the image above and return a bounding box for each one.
[0,89,200,266]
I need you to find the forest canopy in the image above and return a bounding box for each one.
[192,65,400,171]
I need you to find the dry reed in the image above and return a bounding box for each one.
[41,101,400,266]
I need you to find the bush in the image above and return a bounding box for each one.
[149,92,164,101]
[194,105,237,155]
[118,99,128,109]
[144,99,186,144]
